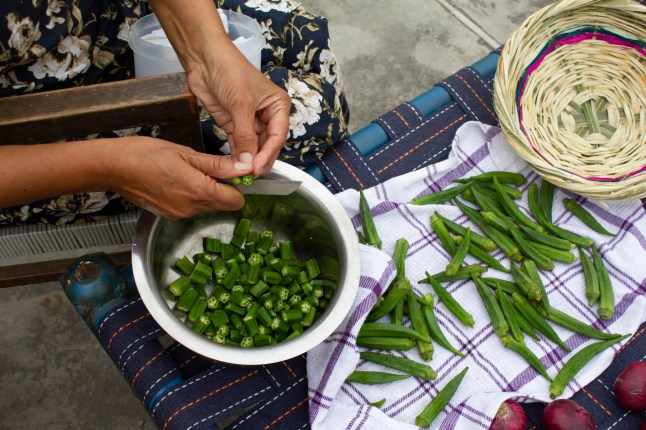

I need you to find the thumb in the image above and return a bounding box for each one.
[189,152,252,179]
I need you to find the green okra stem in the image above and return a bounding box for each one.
[512,293,570,351]
[434,212,496,252]
[592,247,615,320]
[545,306,623,340]
[473,277,509,337]
[445,227,471,276]
[549,334,630,399]
[366,278,411,322]
[407,290,434,361]
[358,322,430,343]
[579,248,599,306]
[356,336,417,351]
[346,370,410,384]
[501,335,552,381]
[539,179,555,222]
[420,297,465,357]
[430,213,457,256]
[453,235,510,273]
[360,351,437,381]
[425,271,475,327]
[359,190,382,249]
[493,177,544,233]
[415,367,469,428]
[563,198,615,237]
[410,182,472,205]
[496,286,524,344]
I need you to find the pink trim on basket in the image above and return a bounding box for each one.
[517,32,646,182]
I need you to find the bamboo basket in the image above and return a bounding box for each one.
[494,0,646,200]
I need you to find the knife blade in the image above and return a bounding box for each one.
[223,179,302,195]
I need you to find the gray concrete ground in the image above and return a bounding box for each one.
[0,1,552,428]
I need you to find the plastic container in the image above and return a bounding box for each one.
[129,9,264,78]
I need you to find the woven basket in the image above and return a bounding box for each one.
[494,0,646,200]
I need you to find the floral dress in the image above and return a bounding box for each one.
[0,0,349,226]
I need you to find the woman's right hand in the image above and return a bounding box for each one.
[102,136,252,219]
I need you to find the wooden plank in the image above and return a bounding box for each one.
[0,251,132,288]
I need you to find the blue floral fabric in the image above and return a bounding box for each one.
[0,0,349,227]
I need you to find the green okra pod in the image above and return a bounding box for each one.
[471,185,507,219]
[525,240,578,264]
[549,334,630,399]
[445,227,471,276]
[473,276,509,337]
[493,177,544,232]
[346,370,410,384]
[391,299,404,326]
[563,198,615,237]
[391,238,410,284]
[359,190,382,249]
[512,293,570,351]
[480,277,521,296]
[453,235,510,273]
[418,264,488,284]
[521,260,550,313]
[472,181,523,199]
[456,171,526,186]
[545,306,623,340]
[592,247,615,320]
[454,199,523,261]
[407,290,434,361]
[579,248,599,306]
[539,179,555,222]
[434,212,496,252]
[420,295,465,356]
[496,286,524,344]
[509,228,555,271]
[482,210,518,233]
[431,213,457,256]
[410,182,471,205]
[358,322,430,343]
[415,367,469,428]
[425,271,475,327]
[519,225,574,251]
[360,351,436,381]
[366,278,411,322]
[510,262,543,303]
[510,300,541,341]
[356,336,417,351]
[501,335,552,381]
[369,398,387,408]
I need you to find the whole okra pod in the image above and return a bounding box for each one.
[473,277,509,338]
[453,235,510,273]
[366,278,411,322]
[501,335,552,382]
[360,351,436,381]
[493,176,544,233]
[431,213,457,256]
[496,286,524,344]
[359,190,382,249]
[418,293,465,357]
[415,367,469,428]
[425,271,475,327]
[512,293,570,351]
[407,290,434,361]
[434,212,496,252]
[563,198,615,237]
[579,247,599,306]
[445,227,471,276]
[410,182,471,205]
[592,247,615,320]
[346,370,410,384]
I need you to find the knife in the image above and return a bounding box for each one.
[222,178,302,195]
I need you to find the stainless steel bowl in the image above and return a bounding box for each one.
[131,161,360,365]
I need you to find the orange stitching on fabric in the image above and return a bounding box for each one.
[331,146,365,189]
[377,115,467,174]
[162,370,259,430]
[262,397,308,429]
[393,110,410,127]
[131,349,164,386]
[581,387,613,416]
[107,312,151,350]
[455,74,496,118]
[178,354,197,369]
[282,361,297,378]
[618,324,646,353]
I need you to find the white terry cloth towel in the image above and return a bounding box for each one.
[306,121,646,430]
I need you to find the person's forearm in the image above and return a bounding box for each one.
[0,140,111,208]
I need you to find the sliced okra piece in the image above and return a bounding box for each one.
[563,198,615,236]
[434,212,497,252]
[578,248,599,306]
[168,276,192,297]
[501,335,552,382]
[175,256,195,276]
[549,334,630,399]
[192,314,211,335]
[188,296,208,323]
[445,227,471,276]
[592,247,615,320]
[415,367,469,428]
[425,271,474,327]
[359,190,382,249]
[419,294,465,357]
[346,370,410,384]
[360,351,436,381]
[512,293,570,351]
[253,334,274,347]
[176,287,199,313]
[473,277,509,338]
[409,181,471,205]
[358,322,430,343]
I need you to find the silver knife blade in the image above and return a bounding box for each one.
[223,179,302,195]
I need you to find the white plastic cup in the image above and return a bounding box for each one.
[129,9,264,78]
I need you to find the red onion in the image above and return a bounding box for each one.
[541,399,597,430]
[613,361,646,411]
[489,399,527,430]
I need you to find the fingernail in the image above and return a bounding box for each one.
[239,152,253,164]
[234,161,251,171]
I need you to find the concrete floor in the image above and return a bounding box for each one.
[0,1,552,428]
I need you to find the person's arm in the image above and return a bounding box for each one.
[148,0,291,176]
[0,137,252,219]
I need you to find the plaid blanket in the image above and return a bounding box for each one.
[306,121,646,429]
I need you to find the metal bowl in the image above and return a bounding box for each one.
[131,161,360,365]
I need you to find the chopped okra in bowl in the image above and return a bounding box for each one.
[132,161,361,365]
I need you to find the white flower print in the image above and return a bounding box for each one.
[318,48,340,87]
[6,13,42,57]
[287,79,322,139]
[46,192,111,217]
[116,17,138,42]
[45,0,66,29]
[28,35,91,80]
[244,0,300,13]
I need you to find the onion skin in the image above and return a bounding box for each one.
[613,361,646,411]
[541,399,597,430]
[489,399,527,430]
